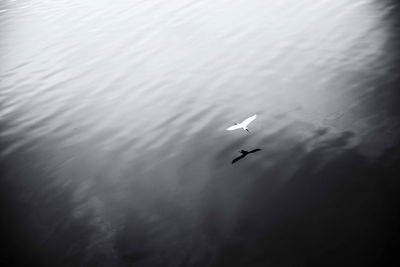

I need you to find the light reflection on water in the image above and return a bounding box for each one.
[1,0,400,266]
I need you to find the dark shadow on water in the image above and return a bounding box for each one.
[202,129,400,267]
[0,137,117,266]
[232,149,262,164]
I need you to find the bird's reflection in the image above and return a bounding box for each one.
[232,149,261,164]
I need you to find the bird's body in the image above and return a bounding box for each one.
[226,114,257,132]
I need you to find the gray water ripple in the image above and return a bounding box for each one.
[2,0,400,266]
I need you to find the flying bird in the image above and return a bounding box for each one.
[232,149,261,164]
[226,114,257,132]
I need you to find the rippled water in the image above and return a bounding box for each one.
[1,0,400,266]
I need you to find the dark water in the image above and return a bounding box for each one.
[1,0,400,266]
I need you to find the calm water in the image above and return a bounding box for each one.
[1,0,400,266]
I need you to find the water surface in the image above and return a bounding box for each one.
[1,0,400,266]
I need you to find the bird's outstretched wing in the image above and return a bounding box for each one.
[226,124,242,131]
[249,148,261,153]
[241,114,257,127]
[232,154,246,164]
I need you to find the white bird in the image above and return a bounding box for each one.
[226,114,257,132]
